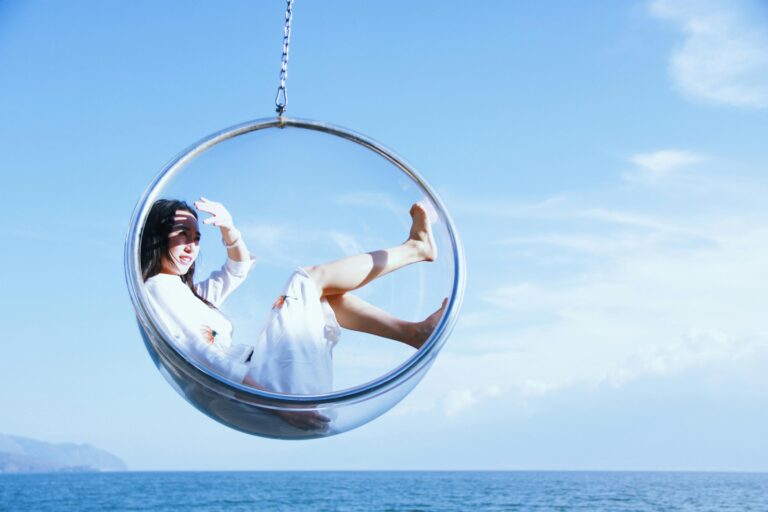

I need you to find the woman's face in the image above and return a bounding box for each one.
[161,209,201,275]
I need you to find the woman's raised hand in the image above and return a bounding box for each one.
[194,197,235,232]
[195,197,249,259]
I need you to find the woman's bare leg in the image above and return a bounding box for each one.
[326,293,448,349]
[303,203,436,297]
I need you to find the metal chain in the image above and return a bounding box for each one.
[274,0,294,115]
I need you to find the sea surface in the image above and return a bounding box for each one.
[1,471,767,511]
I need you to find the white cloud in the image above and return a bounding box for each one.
[650,0,768,108]
[329,230,365,256]
[239,223,292,253]
[239,222,368,266]
[441,385,503,417]
[334,191,402,218]
[390,401,436,417]
[335,190,441,223]
[601,327,766,386]
[501,232,680,256]
[240,149,768,422]
[580,208,705,236]
[623,149,704,183]
[393,163,768,418]
[449,194,569,219]
[483,243,768,377]
[442,389,477,417]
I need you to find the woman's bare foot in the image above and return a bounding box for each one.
[407,203,437,262]
[409,298,448,349]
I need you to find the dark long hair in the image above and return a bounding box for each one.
[141,199,214,308]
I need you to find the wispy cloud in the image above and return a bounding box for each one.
[449,194,569,219]
[580,208,712,241]
[490,220,768,385]
[623,149,704,184]
[500,230,710,257]
[394,381,504,419]
[335,191,441,224]
[0,217,123,248]
[329,230,365,256]
[334,191,404,220]
[239,222,369,267]
[442,385,501,417]
[650,0,768,108]
[391,152,768,419]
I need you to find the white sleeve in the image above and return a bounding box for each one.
[145,280,249,384]
[195,256,256,307]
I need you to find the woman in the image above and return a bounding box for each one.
[141,197,446,403]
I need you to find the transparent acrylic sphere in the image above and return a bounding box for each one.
[125,117,465,439]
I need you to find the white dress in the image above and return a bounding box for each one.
[145,260,341,395]
[249,267,341,395]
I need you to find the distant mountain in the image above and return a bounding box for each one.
[0,435,126,473]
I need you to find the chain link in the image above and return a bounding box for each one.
[274,0,294,115]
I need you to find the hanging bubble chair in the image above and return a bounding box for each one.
[124,4,465,440]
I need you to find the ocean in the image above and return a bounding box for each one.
[1,471,767,511]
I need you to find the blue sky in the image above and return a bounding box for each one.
[1,0,768,470]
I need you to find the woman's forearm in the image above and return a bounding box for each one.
[221,226,250,262]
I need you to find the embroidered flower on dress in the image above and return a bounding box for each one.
[200,325,217,344]
[272,294,296,310]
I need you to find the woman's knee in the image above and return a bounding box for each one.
[302,265,326,295]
